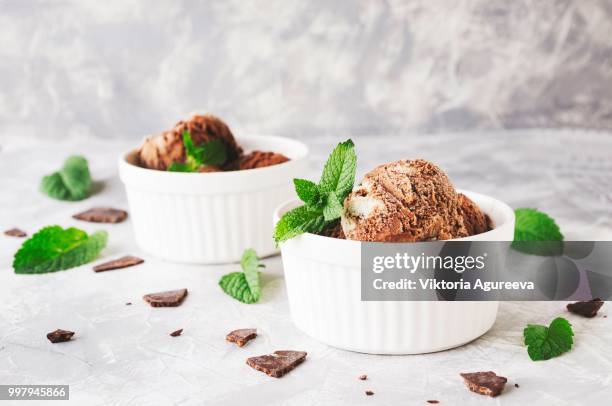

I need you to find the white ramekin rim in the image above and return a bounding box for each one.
[274,189,515,266]
[118,134,309,194]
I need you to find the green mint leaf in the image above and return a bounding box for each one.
[512,208,564,256]
[182,131,200,162]
[13,226,107,274]
[318,139,356,201]
[199,139,227,166]
[219,272,259,304]
[523,317,574,361]
[240,248,263,302]
[273,205,327,243]
[41,156,92,201]
[168,162,193,172]
[293,178,321,207]
[219,249,264,304]
[322,191,344,221]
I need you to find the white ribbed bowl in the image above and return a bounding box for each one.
[274,190,515,354]
[119,135,308,264]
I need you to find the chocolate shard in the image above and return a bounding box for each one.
[226,328,257,347]
[426,401,439,404]
[358,374,367,381]
[73,207,128,223]
[460,371,507,397]
[4,228,27,237]
[143,289,188,307]
[567,298,604,318]
[170,329,183,337]
[246,350,307,378]
[365,390,374,396]
[47,329,75,343]
[93,256,144,272]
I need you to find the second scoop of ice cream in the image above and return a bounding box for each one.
[341,159,477,242]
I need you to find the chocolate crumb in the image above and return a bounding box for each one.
[143,289,188,307]
[246,350,307,378]
[514,383,519,388]
[358,374,368,381]
[365,390,374,396]
[427,401,439,404]
[94,255,144,272]
[226,328,257,347]
[47,329,75,343]
[4,228,27,237]
[567,298,604,318]
[73,207,128,223]
[460,371,507,397]
[125,302,132,306]
[170,329,183,337]
[604,315,608,318]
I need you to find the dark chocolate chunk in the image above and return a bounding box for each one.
[427,401,439,404]
[365,390,374,396]
[567,298,604,318]
[358,374,367,381]
[47,329,75,343]
[143,289,188,307]
[246,350,307,378]
[4,228,27,237]
[226,328,257,347]
[170,329,183,337]
[460,371,507,397]
[125,302,132,306]
[514,383,519,388]
[73,207,128,223]
[93,255,144,272]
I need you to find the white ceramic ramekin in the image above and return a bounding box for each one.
[119,135,308,264]
[274,190,515,354]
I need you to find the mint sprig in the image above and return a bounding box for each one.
[512,208,564,256]
[219,249,264,304]
[274,139,356,243]
[168,131,227,172]
[13,226,108,274]
[523,317,574,361]
[41,156,92,201]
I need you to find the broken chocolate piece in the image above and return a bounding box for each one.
[47,329,75,343]
[93,255,144,272]
[246,350,307,378]
[365,390,374,396]
[143,289,188,307]
[125,302,132,306]
[73,207,128,223]
[4,228,27,237]
[170,329,183,337]
[567,298,604,318]
[226,328,257,347]
[427,401,439,404]
[514,383,519,388]
[358,374,367,381]
[460,371,507,397]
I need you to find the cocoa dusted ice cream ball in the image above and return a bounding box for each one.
[137,114,242,171]
[239,151,290,170]
[340,159,473,242]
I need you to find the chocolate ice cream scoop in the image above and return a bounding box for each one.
[138,114,242,170]
[239,151,289,170]
[341,159,469,242]
[458,193,492,235]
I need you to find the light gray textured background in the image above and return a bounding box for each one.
[1,0,612,140]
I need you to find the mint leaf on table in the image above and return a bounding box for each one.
[512,208,564,256]
[13,226,108,274]
[41,156,92,201]
[219,249,264,304]
[168,131,227,172]
[273,139,356,243]
[523,317,574,361]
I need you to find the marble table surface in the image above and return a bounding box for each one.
[0,130,611,405]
